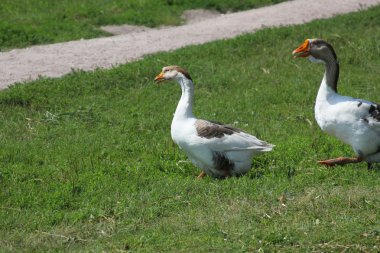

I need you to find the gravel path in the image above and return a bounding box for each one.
[0,0,379,89]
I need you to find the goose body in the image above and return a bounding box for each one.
[293,39,380,168]
[154,65,274,178]
[315,79,380,159]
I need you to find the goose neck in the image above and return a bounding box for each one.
[173,77,194,121]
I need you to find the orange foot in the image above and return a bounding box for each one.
[197,171,206,179]
[318,160,338,167]
[318,157,363,167]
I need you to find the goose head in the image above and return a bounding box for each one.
[292,39,337,64]
[154,65,192,83]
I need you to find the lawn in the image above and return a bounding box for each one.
[0,0,285,51]
[1,5,380,253]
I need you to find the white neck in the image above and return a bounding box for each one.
[315,68,342,127]
[317,73,337,101]
[173,77,194,121]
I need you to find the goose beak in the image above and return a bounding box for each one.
[154,72,165,83]
[292,39,310,58]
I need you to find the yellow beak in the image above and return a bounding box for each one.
[154,72,165,83]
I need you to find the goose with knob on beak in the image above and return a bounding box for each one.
[154,65,274,178]
[293,39,380,169]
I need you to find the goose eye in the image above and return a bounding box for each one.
[163,69,169,73]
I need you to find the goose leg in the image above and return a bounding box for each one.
[318,157,363,167]
[197,171,206,179]
[367,163,374,170]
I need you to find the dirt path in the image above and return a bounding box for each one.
[0,0,379,89]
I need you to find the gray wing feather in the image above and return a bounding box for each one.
[194,119,274,151]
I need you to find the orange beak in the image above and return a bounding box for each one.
[154,71,165,83]
[292,39,310,58]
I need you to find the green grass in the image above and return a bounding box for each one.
[0,0,285,51]
[1,6,380,252]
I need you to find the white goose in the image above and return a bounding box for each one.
[154,65,274,178]
[293,39,380,169]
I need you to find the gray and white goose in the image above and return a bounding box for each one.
[293,39,380,169]
[154,65,274,178]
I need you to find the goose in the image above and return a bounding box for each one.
[292,39,380,169]
[154,65,274,178]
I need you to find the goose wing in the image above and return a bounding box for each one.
[194,119,274,152]
[358,100,380,130]
[334,96,380,130]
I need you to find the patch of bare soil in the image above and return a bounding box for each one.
[181,9,221,24]
[100,9,221,35]
[101,24,153,35]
